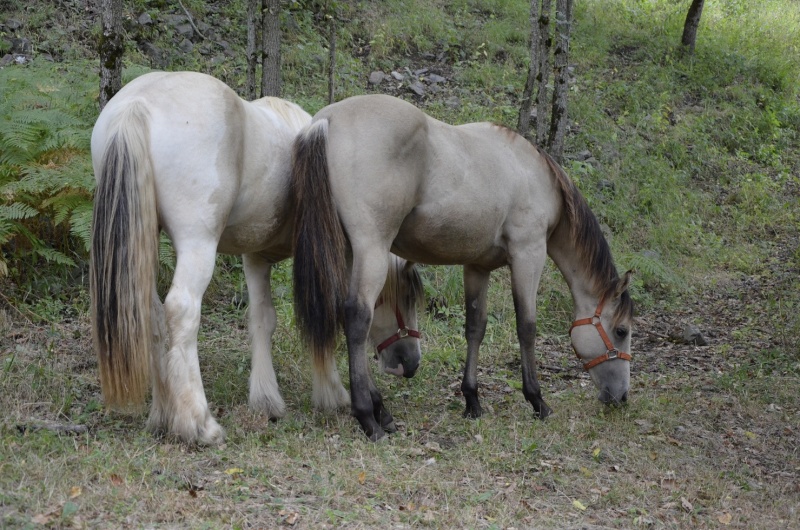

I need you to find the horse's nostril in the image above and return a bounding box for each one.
[621,391,628,403]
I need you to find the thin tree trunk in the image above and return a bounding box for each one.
[261,0,281,97]
[328,12,336,104]
[681,0,704,53]
[548,0,573,163]
[98,0,123,110]
[517,0,541,137]
[246,0,259,100]
[535,0,552,146]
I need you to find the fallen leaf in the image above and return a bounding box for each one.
[592,447,601,458]
[224,467,244,475]
[572,499,587,511]
[681,497,693,512]
[718,512,733,525]
[279,510,299,525]
[69,486,82,499]
[744,431,757,439]
[109,473,124,486]
[358,471,366,485]
[31,512,55,525]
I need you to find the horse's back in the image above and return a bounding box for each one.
[313,94,561,267]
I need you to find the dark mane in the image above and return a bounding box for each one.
[535,145,633,325]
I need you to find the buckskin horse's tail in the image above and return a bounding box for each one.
[291,118,348,376]
[90,100,158,409]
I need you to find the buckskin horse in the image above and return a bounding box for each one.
[291,94,633,440]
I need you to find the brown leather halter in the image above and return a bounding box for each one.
[375,299,421,353]
[569,295,632,371]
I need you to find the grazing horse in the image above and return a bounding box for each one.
[291,94,634,441]
[90,73,422,445]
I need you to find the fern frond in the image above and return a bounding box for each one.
[0,202,38,220]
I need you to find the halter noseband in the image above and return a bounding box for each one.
[569,295,632,371]
[375,299,421,354]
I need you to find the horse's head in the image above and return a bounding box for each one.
[370,257,423,378]
[569,271,634,406]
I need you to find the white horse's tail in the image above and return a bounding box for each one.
[90,100,158,409]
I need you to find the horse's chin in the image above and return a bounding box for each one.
[383,365,405,377]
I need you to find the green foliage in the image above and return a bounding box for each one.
[0,61,97,280]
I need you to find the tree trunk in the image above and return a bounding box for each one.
[681,0,704,53]
[535,0,552,146]
[260,0,281,97]
[548,0,573,163]
[327,12,336,104]
[98,0,124,110]
[246,0,259,100]
[517,0,541,137]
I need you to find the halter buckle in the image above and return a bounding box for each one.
[397,328,409,339]
[606,349,619,360]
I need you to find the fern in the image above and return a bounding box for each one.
[0,61,97,280]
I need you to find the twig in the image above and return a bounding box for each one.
[0,290,36,328]
[176,0,226,49]
[16,422,88,435]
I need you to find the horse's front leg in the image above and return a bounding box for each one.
[510,250,552,420]
[243,254,285,419]
[345,252,393,440]
[147,244,225,445]
[461,265,491,418]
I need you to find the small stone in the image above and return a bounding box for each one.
[474,434,484,444]
[408,81,425,96]
[426,73,446,83]
[390,70,404,81]
[178,38,194,54]
[138,12,153,26]
[368,71,385,85]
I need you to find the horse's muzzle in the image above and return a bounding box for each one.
[598,388,628,406]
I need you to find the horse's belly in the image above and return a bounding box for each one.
[394,212,507,267]
[217,219,290,259]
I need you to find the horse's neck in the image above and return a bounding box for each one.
[546,219,599,317]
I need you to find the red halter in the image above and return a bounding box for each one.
[569,295,632,371]
[375,299,421,353]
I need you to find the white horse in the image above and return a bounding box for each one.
[90,72,422,445]
[291,94,634,440]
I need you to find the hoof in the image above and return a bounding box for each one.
[249,394,287,421]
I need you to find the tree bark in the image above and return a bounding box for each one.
[327,11,336,104]
[548,0,573,163]
[261,0,281,97]
[517,0,541,137]
[681,0,704,53]
[246,0,259,100]
[535,0,552,146]
[98,0,124,110]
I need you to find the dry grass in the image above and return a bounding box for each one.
[1,266,798,529]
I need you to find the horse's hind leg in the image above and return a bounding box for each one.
[242,253,285,419]
[311,352,350,412]
[461,265,491,419]
[148,243,224,445]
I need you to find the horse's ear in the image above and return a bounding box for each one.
[615,270,633,298]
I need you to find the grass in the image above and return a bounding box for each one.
[2,0,800,527]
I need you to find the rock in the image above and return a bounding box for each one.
[413,67,428,75]
[5,19,23,31]
[682,323,708,346]
[175,23,194,39]
[426,73,446,83]
[0,54,14,67]
[445,96,461,109]
[408,81,425,96]
[178,38,194,54]
[368,71,385,85]
[576,149,593,161]
[137,12,153,26]
[390,70,404,81]
[10,37,32,55]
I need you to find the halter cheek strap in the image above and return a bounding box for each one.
[375,298,421,354]
[569,296,632,371]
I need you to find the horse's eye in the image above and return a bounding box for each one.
[614,327,629,340]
